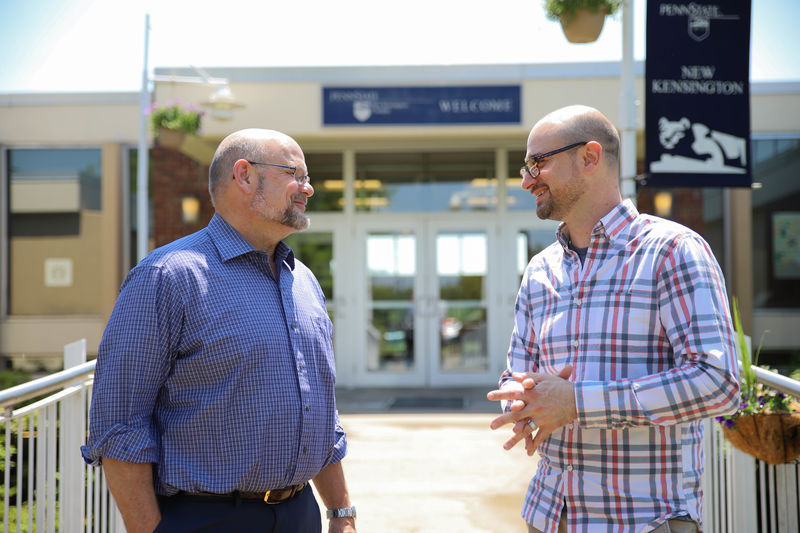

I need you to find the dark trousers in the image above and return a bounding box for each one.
[155,485,321,533]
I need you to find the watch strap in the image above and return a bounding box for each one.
[326,505,357,519]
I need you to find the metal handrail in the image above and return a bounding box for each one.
[0,359,96,410]
[751,364,800,398]
[1,360,798,409]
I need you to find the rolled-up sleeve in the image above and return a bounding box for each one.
[575,234,740,429]
[81,265,184,465]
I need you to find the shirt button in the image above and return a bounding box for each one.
[572,340,579,348]
[302,447,308,454]
[305,405,310,411]
[566,465,573,472]
[575,298,582,306]
[568,423,574,430]
[298,363,304,370]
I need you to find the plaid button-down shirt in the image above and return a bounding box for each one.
[502,200,740,533]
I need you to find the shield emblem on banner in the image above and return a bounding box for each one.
[688,16,711,42]
[353,101,372,122]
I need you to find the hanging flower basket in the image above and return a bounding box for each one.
[722,412,800,465]
[559,7,607,43]
[156,127,185,149]
[543,1,622,44]
[715,297,800,465]
[148,100,203,149]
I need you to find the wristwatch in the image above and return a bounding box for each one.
[326,505,357,519]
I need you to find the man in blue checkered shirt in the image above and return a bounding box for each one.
[82,129,356,533]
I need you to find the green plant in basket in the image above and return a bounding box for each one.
[148,100,203,135]
[543,0,623,21]
[716,297,800,464]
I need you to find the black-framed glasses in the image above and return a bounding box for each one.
[247,160,311,186]
[520,141,588,179]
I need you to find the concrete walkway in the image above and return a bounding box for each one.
[313,388,540,532]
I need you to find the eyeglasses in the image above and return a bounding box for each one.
[247,160,311,186]
[520,141,588,179]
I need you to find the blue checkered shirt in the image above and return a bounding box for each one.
[82,214,347,496]
[501,200,740,532]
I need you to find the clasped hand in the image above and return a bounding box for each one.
[486,365,576,456]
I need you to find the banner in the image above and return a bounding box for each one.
[323,86,520,125]
[645,1,751,187]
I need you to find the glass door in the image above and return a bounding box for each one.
[354,217,499,387]
[426,222,495,386]
[355,221,426,386]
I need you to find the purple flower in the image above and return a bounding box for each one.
[725,419,735,428]
[740,402,748,410]
[715,416,724,423]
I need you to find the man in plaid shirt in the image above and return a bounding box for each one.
[488,105,740,533]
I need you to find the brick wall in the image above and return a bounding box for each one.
[637,187,706,235]
[152,146,213,248]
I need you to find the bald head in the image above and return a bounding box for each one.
[209,129,301,205]
[533,105,620,173]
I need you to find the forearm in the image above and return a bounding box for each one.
[312,460,351,508]
[102,457,161,533]
[312,460,356,531]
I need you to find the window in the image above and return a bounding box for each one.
[305,153,343,212]
[752,137,800,309]
[6,148,103,315]
[355,152,496,212]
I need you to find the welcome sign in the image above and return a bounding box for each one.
[323,86,520,126]
[645,0,752,187]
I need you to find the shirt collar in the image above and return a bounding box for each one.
[207,213,296,269]
[556,199,639,250]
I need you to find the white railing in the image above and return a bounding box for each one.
[1,340,800,532]
[703,364,800,533]
[0,339,122,533]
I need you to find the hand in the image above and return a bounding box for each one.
[487,365,576,454]
[328,517,356,533]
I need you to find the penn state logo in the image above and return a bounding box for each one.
[658,4,740,43]
[353,101,372,122]
[688,15,711,42]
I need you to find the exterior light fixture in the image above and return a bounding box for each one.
[202,85,243,121]
[181,195,201,225]
[653,191,673,218]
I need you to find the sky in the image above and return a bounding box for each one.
[0,0,798,94]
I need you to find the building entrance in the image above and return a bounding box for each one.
[352,215,499,387]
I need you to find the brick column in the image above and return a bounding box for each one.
[152,147,213,248]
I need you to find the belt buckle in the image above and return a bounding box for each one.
[264,482,305,504]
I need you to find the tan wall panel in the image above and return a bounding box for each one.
[751,92,800,133]
[0,100,139,144]
[9,211,104,315]
[0,316,104,359]
[155,82,323,137]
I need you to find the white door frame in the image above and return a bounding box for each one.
[349,213,503,387]
[352,216,427,386]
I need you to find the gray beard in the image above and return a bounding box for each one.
[253,178,310,231]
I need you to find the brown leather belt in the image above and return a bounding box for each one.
[177,482,307,504]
